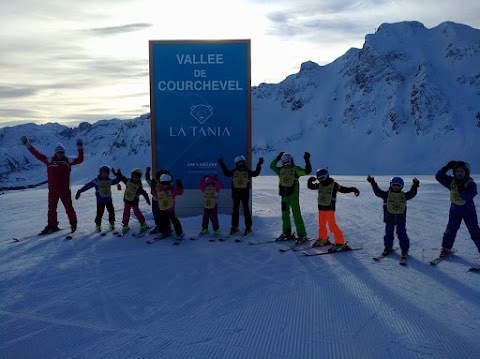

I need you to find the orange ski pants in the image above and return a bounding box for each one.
[318,210,345,244]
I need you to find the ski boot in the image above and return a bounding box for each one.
[213,229,220,235]
[400,249,408,258]
[40,225,60,235]
[244,227,253,236]
[295,235,309,245]
[312,237,330,248]
[199,228,208,236]
[70,224,77,233]
[275,232,296,241]
[439,247,451,258]
[95,225,102,233]
[328,243,348,252]
[381,246,394,256]
[230,226,240,236]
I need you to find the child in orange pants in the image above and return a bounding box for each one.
[307,168,360,251]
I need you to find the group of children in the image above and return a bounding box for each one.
[21,136,480,260]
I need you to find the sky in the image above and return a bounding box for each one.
[1,0,479,128]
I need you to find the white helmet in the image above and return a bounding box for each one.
[281,153,293,165]
[234,155,246,164]
[159,174,172,183]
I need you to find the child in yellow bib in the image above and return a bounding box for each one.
[198,175,222,236]
[307,168,360,251]
[367,176,419,258]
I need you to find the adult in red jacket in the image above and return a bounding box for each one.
[21,136,84,234]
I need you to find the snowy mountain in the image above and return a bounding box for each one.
[1,21,480,187]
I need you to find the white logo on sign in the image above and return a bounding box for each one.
[190,104,213,124]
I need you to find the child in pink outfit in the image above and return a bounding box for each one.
[198,175,222,235]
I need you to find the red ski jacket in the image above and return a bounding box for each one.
[28,145,84,195]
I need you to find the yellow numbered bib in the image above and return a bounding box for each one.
[98,179,111,198]
[204,187,217,209]
[158,189,174,210]
[450,180,468,205]
[124,180,140,202]
[280,166,295,187]
[318,182,334,206]
[387,191,406,214]
[233,170,248,189]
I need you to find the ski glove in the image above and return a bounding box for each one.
[367,175,376,184]
[176,179,183,188]
[20,136,31,148]
[304,152,311,161]
[441,160,457,172]
[258,157,264,165]
[76,138,83,148]
[352,188,360,197]
[75,191,81,200]
[145,167,151,179]
[275,152,285,161]
[412,178,420,187]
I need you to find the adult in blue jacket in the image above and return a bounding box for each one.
[435,160,480,257]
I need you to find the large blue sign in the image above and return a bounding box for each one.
[149,40,251,189]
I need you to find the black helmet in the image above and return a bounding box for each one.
[454,161,471,176]
[316,168,329,181]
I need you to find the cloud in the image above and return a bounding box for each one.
[89,23,153,36]
[0,86,37,99]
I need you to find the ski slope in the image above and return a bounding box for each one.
[1,175,480,359]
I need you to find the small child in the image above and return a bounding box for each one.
[114,168,151,233]
[145,166,172,234]
[270,151,312,243]
[152,174,184,239]
[435,160,480,257]
[219,155,263,235]
[198,175,222,235]
[75,165,122,232]
[367,175,419,258]
[307,168,360,251]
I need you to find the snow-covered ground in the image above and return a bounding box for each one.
[1,175,480,359]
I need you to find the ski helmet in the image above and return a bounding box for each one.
[454,161,471,176]
[316,168,329,181]
[99,165,110,174]
[234,155,246,164]
[280,153,293,165]
[205,176,215,185]
[131,168,142,176]
[390,177,404,189]
[160,174,172,183]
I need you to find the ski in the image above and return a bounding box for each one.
[173,233,185,245]
[467,267,480,272]
[279,238,316,252]
[65,231,77,240]
[429,249,456,266]
[117,228,130,237]
[218,231,240,242]
[248,233,297,246]
[132,226,152,238]
[303,247,363,257]
[146,233,172,244]
[235,231,254,243]
[373,247,399,261]
[12,229,64,242]
[197,231,221,242]
[100,230,119,237]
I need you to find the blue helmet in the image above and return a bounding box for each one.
[316,168,329,181]
[390,177,404,189]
